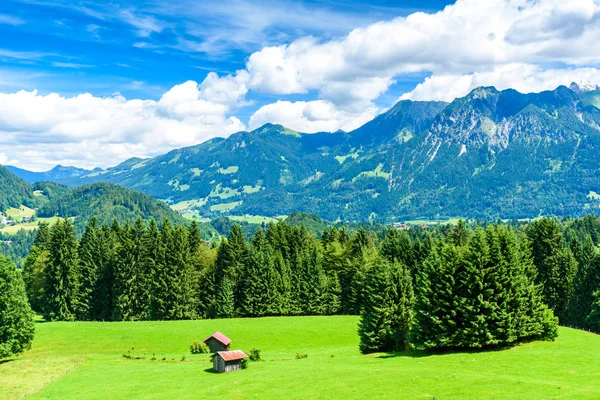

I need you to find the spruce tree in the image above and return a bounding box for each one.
[239,230,279,317]
[213,277,235,318]
[113,219,149,320]
[93,222,117,321]
[412,243,461,350]
[527,218,577,322]
[22,223,51,312]
[44,219,79,321]
[380,228,416,272]
[75,217,100,320]
[586,291,600,333]
[0,255,35,358]
[567,237,599,327]
[359,257,413,353]
[143,219,165,320]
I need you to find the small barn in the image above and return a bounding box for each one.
[203,331,231,353]
[213,350,248,373]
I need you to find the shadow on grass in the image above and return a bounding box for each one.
[377,344,516,359]
[0,358,15,365]
[203,368,220,374]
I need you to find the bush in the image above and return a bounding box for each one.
[296,353,308,359]
[241,358,249,369]
[248,348,261,362]
[190,341,210,354]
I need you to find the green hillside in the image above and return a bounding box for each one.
[45,84,600,222]
[0,166,38,212]
[1,318,599,399]
[35,182,195,231]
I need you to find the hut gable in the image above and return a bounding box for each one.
[203,331,231,353]
[213,350,248,373]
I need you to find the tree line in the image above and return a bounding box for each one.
[19,215,600,352]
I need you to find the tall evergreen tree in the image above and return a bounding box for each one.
[567,237,600,327]
[586,290,600,333]
[43,219,79,321]
[359,257,413,353]
[213,277,235,318]
[380,229,416,273]
[75,217,100,320]
[0,255,35,358]
[112,219,149,320]
[143,219,164,320]
[22,222,52,312]
[527,218,577,322]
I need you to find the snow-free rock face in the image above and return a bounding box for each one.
[19,84,600,221]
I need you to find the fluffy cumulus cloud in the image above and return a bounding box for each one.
[5,0,600,169]
[401,65,600,102]
[0,76,245,170]
[249,100,378,133]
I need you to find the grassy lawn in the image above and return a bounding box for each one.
[1,317,599,399]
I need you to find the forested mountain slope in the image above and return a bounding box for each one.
[31,83,600,221]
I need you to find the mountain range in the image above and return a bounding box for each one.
[4,165,103,184]
[6,82,600,222]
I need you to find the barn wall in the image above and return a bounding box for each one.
[206,338,229,353]
[224,361,241,372]
[213,356,225,372]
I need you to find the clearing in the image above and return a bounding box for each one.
[1,317,599,399]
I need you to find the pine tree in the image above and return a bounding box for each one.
[527,218,577,322]
[412,243,461,350]
[213,277,235,318]
[449,220,470,246]
[75,217,100,320]
[358,257,413,353]
[0,255,35,358]
[567,237,599,327]
[112,219,149,320]
[586,290,600,333]
[44,219,79,321]
[93,222,118,321]
[239,230,279,317]
[380,228,416,272]
[22,223,51,312]
[143,219,164,320]
[213,224,246,310]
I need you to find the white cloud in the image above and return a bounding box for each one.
[245,0,600,105]
[401,64,600,102]
[6,0,600,170]
[249,100,377,133]
[0,75,246,171]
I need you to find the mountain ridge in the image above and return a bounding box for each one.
[12,83,600,222]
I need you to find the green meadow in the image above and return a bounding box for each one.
[2,316,600,399]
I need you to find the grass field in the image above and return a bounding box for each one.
[0,217,61,235]
[1,317,599,399]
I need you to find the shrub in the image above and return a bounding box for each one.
[296,353,308,359]
[248,348,261,362]
[241,358,249,369]
[190,341,210,354]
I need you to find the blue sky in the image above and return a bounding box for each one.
[0,0,451,111]
[1,0,599,170]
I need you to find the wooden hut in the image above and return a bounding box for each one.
[203,331,231,353]
[213,350,248,373]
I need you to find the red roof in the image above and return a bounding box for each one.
[203,331,231,346]
[216,350,248,361]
